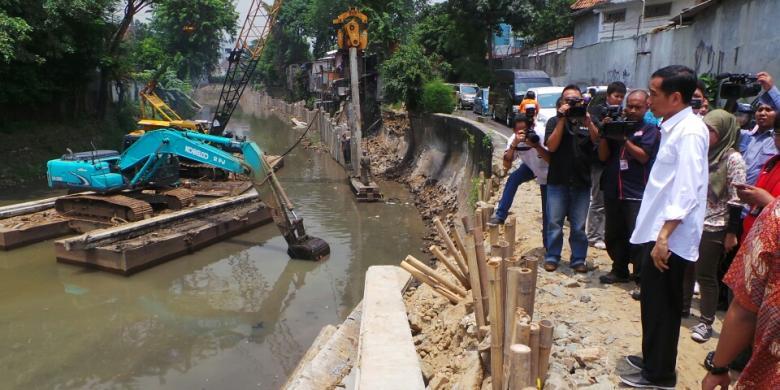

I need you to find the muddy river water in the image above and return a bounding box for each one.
[0,112,426,389]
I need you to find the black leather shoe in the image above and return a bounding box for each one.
[487,216,504,226]
[625,355,644,370]
[630,288,641,301]
[599,272,630,284]
[619,372,675,389]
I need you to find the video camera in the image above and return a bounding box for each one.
[513,114,540,149]
[525,104,536,118]
[717,73,762,99]
[691,98,703,110]
[599,105,639,141]
[564,97,587,118]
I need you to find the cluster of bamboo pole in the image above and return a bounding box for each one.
[476,171,497,204]
[401,205,555,389]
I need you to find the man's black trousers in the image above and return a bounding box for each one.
[604,199,642,279]
[639,243,690,383]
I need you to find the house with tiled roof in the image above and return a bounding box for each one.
[571,0,704,48]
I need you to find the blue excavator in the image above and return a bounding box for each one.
[44,0,329,260]
[46,129,329,260]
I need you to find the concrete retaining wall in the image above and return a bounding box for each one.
[240,91,494,215]
[500,0,780,88]
[240,91,352,168]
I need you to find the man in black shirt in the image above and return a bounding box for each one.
[543,85,600,272]
[597,89,660,284]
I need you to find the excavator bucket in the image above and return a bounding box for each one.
[259,158,330,261]
[286,233,331,261]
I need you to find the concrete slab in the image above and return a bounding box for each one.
[356,266,424,390]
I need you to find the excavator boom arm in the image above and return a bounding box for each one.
[118,130,265,183]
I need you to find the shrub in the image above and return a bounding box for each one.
[380,43,435,111]
[420,79,455,114]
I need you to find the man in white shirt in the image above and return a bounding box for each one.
[620,66,709,389]
[489,114,550,247]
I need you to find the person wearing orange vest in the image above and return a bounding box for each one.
[519,90,540,120]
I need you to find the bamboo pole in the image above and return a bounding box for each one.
[487,257,504,390]
[473,210,490,320]
[517,266,536,321]
[524,256,539,283]
[404,255,467,297]
[433,217,470,281]
[399,261,460,304]
[504,267,531,355]
[538,320,554,385]
[429,245,469,288]
[461,215,473,233]
[463,234,487,333]
[514,314,531,347]
[478,172,486,203]
[453,227,469,267]
[489,224,500,246]
[507,344,532,390]
[482,207,492,231]
[505,216,516,257]
[529,323,541,387]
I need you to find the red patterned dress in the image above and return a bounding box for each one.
[724,197,780,389]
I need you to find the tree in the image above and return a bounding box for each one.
[380,42,436,111]
[515,0,575,46]
[150,0,237,83]
[0,0,114,118]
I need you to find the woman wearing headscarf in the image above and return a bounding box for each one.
[683,110,747,343]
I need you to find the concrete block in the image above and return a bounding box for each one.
[356,266,423,390]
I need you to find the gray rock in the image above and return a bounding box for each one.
[579,294,592,303]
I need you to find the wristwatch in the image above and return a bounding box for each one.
[704,352,729,375]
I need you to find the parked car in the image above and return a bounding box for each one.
[455,83,479,109]
[525,86,564,130]
[489,69,553,127]
[473,87,490,116]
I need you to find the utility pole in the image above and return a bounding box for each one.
[348,46,362,174]
[333,8,368,174]
[333,8,382,202]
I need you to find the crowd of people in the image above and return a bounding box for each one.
[490,65,779,389]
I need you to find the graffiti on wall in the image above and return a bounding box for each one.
[605,68,631,84]
[694,40,726,75]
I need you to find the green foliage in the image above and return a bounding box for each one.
[482,131,493,150]
[380,43,436,111]
[467,177,481,210]
[420,79,455,114]
[0,9,32,63]
[515,0,575,46]
[150,0,237,82]
[0,0,113,108]
[698,73,719,105]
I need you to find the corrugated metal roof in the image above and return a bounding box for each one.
[571,0,607,10]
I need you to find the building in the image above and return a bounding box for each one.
[571,0,703,48]
[493,23,525,58]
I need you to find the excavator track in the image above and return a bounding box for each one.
[160,188,196,210]
[55,194,154,222]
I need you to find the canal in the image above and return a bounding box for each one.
[0,112,426,389]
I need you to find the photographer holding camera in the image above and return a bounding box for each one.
[586,82,627,250]
[542,85,600,273]
[740,102,776,185]
[597,90,660,285]
[490,114,550,246]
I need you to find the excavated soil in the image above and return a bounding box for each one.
[362,112,723,389]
